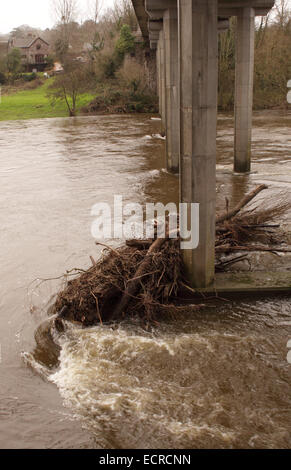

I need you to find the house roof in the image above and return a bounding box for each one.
[11,36,49,48]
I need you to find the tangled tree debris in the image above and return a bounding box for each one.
[52,185,290,327]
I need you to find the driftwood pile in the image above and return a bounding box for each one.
[53,185,290,327]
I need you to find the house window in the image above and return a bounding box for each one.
[35,54,44,63]
[37,44,41,50]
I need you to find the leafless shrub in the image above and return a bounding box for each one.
[117,58,147,93]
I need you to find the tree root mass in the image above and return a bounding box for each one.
[53,186,290,326]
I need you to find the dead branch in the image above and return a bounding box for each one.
[215,244,291,253]
[111,236,169,320]
[126,239,153,248]
[215,254,250,271]
[216,184,268,224]
[90,256,96,266]
[95,241,121,256]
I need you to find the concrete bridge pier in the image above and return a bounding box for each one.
[146,0,218,287]
[234,7,255,173]
[179,0,218,287]
[158,29,166,136]
[156,41,161,115]
[148,20,165,132]
[148,1,179,172]
[163,7,179,173]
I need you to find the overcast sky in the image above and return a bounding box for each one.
[0,0,289,35]
[0,0,116,34]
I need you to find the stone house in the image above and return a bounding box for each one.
[8,35,50,72]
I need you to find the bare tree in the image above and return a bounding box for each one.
[86,0,104,47]
[52,0,79,60]
[111,0,138,30]
[86,0,103,26]
[47,63,88,117]
[274,0,291,28]
[255,14,270,48]
[53,0,79,26]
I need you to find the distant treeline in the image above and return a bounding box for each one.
[219,1,291,110]
[1,0,291,112]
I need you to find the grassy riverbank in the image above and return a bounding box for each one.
[0,79,94,121]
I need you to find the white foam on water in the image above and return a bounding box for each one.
[43,312,291,450]
[152,134,166,140]
[47,324,242,448]
[21,351,51,380]
[148,169,161,178]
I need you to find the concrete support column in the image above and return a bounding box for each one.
[234,7,255,173]
[178,0,218,288]
[157,40,162,115]
[159,29,166,135]
[164,8,179,173]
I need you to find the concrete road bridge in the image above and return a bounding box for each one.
[131,0,275,288]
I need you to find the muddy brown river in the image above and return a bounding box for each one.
[0,112,290,449]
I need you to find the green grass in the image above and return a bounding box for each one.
[0,79,94,121]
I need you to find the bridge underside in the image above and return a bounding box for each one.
[132,0,275,288]
[132,0,274,35]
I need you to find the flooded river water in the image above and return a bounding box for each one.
[0,112,290,449]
